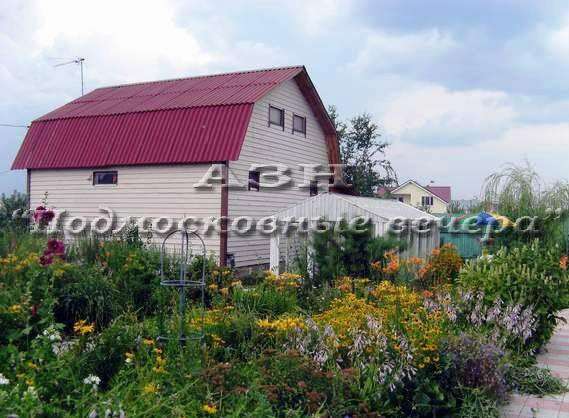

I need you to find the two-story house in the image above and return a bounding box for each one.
[377,180,451,215]
[11,66,341,268]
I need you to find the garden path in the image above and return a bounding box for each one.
[501,309,569,418]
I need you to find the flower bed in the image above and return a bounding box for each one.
[0,229,567,417]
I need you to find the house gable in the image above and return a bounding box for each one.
[226,78,332,267]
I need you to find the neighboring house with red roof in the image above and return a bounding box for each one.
[12,66,340,268]
[377,180,451,214]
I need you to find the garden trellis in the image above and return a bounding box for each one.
[157,229,206,345]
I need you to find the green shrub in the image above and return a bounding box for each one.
[507,360,567,395]
[53,267,119,329]
[79,314,150,387]
[457,241,569,350]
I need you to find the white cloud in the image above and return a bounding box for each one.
[285,0,354,36]
[381,84,516,146]
[545,13,569,58]
[349,28,456,74]
[387,122,569,199]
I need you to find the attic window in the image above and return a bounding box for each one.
[292,114,306,135]
[421,196,434,206]
[248,170,260,191]
[269,105,284,128]
[93,171,118,185]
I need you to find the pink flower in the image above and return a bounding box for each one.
[33,206,55,225]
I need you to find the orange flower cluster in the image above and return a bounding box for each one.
[419,243,462,286]
[382,250,400,275]
[560,255,568,271]
[334,276,370,293]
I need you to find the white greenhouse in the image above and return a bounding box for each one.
[269,192,440,274]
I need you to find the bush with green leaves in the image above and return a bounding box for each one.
[312,218,404,287]
[458,240,569,350]
[53,266,119,329]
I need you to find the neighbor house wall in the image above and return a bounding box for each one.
[393,183,448,214]
[29,164,221,260]
[227,79,331,268]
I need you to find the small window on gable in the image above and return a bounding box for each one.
[93,171,118,185]
[269,105,284,128]
[309,180,318,197]
[248,170,260,191]
[292,114,306,135]
[421,196,434,206]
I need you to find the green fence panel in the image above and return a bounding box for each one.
[439,231,482,259]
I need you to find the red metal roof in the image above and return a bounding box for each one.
[426,186,451,203]
[12,66,338,170]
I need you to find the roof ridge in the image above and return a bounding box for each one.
[94,65,305,90]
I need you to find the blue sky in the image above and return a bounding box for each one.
[1,0,568,199]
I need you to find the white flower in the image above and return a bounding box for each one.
[83,374,101,388]
[43,326,62,342]
[52,340,76,356]
[0,373,9,385]
[25,386,38,398]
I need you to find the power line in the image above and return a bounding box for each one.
[0,124,29,128]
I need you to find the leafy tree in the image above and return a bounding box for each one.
[0,190,28,231]
[329,106,398,196]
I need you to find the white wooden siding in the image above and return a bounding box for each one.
[29,164,221,259]
[227,79,331,267]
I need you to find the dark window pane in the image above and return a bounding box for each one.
[93,171,118,185]
[269,106,284,127]
[310,180,318,196]
[293,114,306,134]
[248,171,260,191]
[421,196,433,206]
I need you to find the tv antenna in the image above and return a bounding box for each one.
[54,57,86,96]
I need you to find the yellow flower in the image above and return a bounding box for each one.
[208,283,218,292]
[220,287,229,297]
[211,334,224,346]
[8,304,22,314]
[202,404,218,414]
[257,316,305,333]
[143,338,155,346]
[73,319,95,335]
[125,352,134,364]
[143,383,158,394]
[265,271,302,290]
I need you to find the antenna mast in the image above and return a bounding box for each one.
[54,57,86,96]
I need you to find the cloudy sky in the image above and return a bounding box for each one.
[1,0,568,199]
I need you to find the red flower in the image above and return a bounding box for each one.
[47,239,65,256]
[33,206,55,225]
[40,254,53,266]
